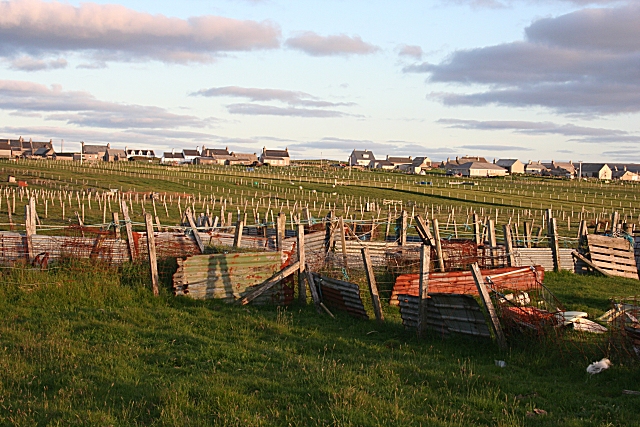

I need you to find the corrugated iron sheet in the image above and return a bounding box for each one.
[312,273,368,319]
[514,248,574,272]
[173,251,293,304]
[391,265,545,305]
[398,293,491,338]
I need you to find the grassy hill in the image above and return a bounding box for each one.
[0,259,638,426]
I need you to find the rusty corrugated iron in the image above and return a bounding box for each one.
[398,293,491,338]
[391,265,545,305]
[312,273,368,319]
[173,251,293,304]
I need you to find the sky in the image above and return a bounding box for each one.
[0,0,638,162]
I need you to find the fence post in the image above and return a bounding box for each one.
[362,247,384,322]
[233,220,244,248]
[277,212,286,252]
[121,200,136,261]
[548,216,561,272]
[418,244,430,337]
[503,224,515,267]
[473,212,481,245]
[471,263,507,350]
[432,218,445,272]
[397,210,408,246]
[297,223,306,304]
[145,213,159,296]
[186,208,204,254]
[112,212,120,239]
[487,219,497,267]
[524,221,532,248]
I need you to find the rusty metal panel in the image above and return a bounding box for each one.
[312,273,368,319]
[391,266,545,305]
[398,293,491,338]
[173,251,293,305]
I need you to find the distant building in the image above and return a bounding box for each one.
[349,150,376,167]
[125,148,156,161]
[373,159,394,170]
[411,156,432,172]
[104,148,127,162]
[448,161,507,177]
[386,156,413,169]
[543,160,576,178]
[81,142,110,162]
[496,159,525,174]
[54,152,82,161]
[260,147,290,166]
[182,148,201,164]
[579,163,611,180]
[227,152,258,166]
[4,137,55,158]
[525,161,548,175]
[162,150,186,164]
[612,166,640,181]
[0,142,12,158]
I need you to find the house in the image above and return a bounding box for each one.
[386,156,413,169]
[348,150,376,168]
[54,152,82,161]
[260,147,290,166]
[0,142,12,158]
[182,148,201,164]
[125,148,156,161]
[612,167,640,181]
[525,161,548,175]
[448,161,507,177]
[82,142,110,162]
[496,159,525,174]
[374,160,394,170]
[162,150,186,164]
[5,137,55,158]
[579,163,611,180]
[198,146,234,165]
[609,163,640,174]
[104,148,127,162]
[33,145,55,159]
[412,156,432,171]
[543,160,576,178]
[227,152,258,166]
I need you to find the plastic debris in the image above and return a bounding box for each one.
[495,360,506,368]
[586,358,611,374]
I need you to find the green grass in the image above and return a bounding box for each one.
[0,259,639,426]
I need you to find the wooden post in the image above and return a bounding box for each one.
[324,211,334,253]
[297,223,306,304]
[524,221,532,248]
[471,263,507,350]
[548,217,561,272]
[503,224,515,267]
[418,244,430,337]
[611,211,619,234]
[385,209,393,241]
[432,218,445,272]
[414,215,433,246]
[473,212,481,245]
[362,247,384,322]
[112,212,120,239]
[186,208,205,254]
[396,210,408,246]
[233,220,244,248]
[304,267,324,315]
[487,218,497,267]
[339,217,348,268]
[276,212,286,251]
[25,204,33,261]
[144,213,159,296]
[121,200,136,261]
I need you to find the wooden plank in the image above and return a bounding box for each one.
[589,252,637,268]
[121,200,136,261]
[572,251,612,277]
[305,265,323,314]
[503,224,515,267]
[414,215,434,246]
[241,261,300,305]
[339,217,348,268]
[362,246,384,322]
[112,212,120,239]
[548,217,561,272]
[470,263,507,350]
[233,220,244,248]
[186,208,205,254]
[432,218,445,272]
[473,213,481,245]
[524,221,532,248]
[418,244,430,337]
[277,212,286,251]
[398,210,408,246]
[587,234,633,252]
[145,213,159,296]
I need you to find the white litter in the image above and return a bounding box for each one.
[586,358,611,374]
[572,318,608,334]
[495,360,507,368]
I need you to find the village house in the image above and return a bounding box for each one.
[348,150,376,168]
[104,147,127,162]
[260,147,290,166]
[579,163,612,180]
[543,160,576,178]
[182,147,201,164]
[53,152,82,161]
[227,152,258,166]
[496,159,525,174]
[525,161,548,175]
[81,142,110,162]
[162,150,186,164]
[5,137,55,158]
[612,166,640,181]
[448,161,507,177]
[410,156,432,173]
[125,148,156,161]
[373,159,394,170]
[0,142,13,159]
[198,146,234,165]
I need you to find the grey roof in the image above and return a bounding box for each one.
[203,148,230,156]
[182,149,200,156]
[106,148,126,157]
[579,163,609,173]
[83,144,108,154]
[351,150,376,161]
[163,152,185,159]
[264,149,289,158]
[387,156,412,164]
[609,163,640,173]
[496,159,521,167]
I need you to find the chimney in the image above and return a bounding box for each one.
[493,158,496,164]
[624,165,627,171]
[172,148,175,155]
[107,143,110,149]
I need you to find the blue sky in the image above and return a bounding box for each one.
[0,0,637,162]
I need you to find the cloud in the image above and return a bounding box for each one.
[285,32,379,56]
[446,0,625,7]
[0,0,280,64]
[406,3,640,115]
[437,118,635,142]
[226,103,349,117]
[9,56,67,71]
[0,79,211,129]
[397,45,424,60]
[456,144,534,151]
[192,86,354,107]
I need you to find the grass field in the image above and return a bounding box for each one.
[0,160,639,426]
